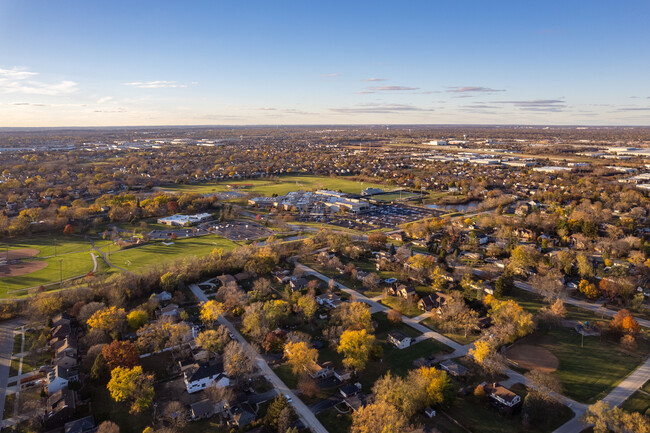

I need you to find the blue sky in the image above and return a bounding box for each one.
[1,0,649,126]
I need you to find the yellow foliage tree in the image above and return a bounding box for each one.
[284,341,319,376]
[337,329,375,372]
[107,366,154,414]
[579,279,599,299]
[200,300,225,326]
[127,309,148,330]
[87,306,126,333]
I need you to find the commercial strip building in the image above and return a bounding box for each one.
[248,190,370,214]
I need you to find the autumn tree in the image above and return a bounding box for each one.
[284,341,319,376]
[351,401,409,433]
[610,309,641,336]
[107,366,155,414]
[126,309,148,330]
[582,401,650,433]
[63,224,75,235]
[338,329,375,372]
[200,300,225,326]
[295,294,317,322]
[263,299,291,327]
[486,297,534,343]
[469,339,506,375]
[242,302,270,343]
[387,309,402,324]
[223,341,255,381]
[250,277,273,300]
[87,306,127,334]
[332,301,373,332]
[579,279,599,299]
[102,340,139,370]
[96,421,120,433]
[196,327,230,354]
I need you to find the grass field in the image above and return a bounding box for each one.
[1,234,94,258]
[623,390,650,415]
[380,296,422,317]
[369,191,420,202]
[516,328,650,403]
[316,407,352,433]
[422,317,480,345]
[1,250,95,297]
[159,175,386,197]
[105,235,238,272]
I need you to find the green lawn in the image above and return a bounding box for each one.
[380,296,422,318]
[369,191,419,202]
[316,406,353,433]
[160,175,387,197]
[86,383,152,433]
[443,394,574,433]
[422,317,480,345]
[12,334,22,355]
[1,250,95,297]
[273,363,299,389]
[0,234,94,258]
[623,390,650,415]
[514,328,650,403]
[373,311,423,339]
[104,235,237,272]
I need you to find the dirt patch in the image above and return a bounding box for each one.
[507,344,559,373]
[1,249,40,260]
[0,260,48,277]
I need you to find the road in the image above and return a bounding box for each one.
[189,284,329,433]
[514,280,650,328]
[0,318,25,422]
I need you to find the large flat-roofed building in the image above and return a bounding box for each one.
[248,190,370,214]
[157,213,212,226]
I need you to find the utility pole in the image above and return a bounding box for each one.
[59,259,63,286]
[54,238,57,257]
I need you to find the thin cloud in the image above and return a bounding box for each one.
[496,99,566,112]
[446,86,505,93]
[320,73,341,78]
[97,96,113,104]
[362,78,387,82]
[10,102,49,107]
[124,81,188,88]
[616,107,650,111]
[367,85,419,91]
[0,67,77,96]
[330,103,433,114]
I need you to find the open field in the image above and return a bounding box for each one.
[0,250,95,297]
[512,328,650,403]
[105,235,238,272]
[421,317,480,345]
[159,175,387,197]
[380,296,422,317]
[623,390,650,415]
[506,344,559,373]
[1,235,94,257]
[368,191,420,202]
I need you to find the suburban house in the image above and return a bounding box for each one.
[55,338,78,362]
[418,292,446,312]
[64,416,96,433]
[289,277,308,291]
[482,382,521,408]
[397,284,416,299]
[308,361,335,379]
[156,303,181,319]
[387,330,412,349]
[339,383,362,398]
[150,291,172,303]
[334,369,352,382]
[48,365,79,395]
[316,293,342,309]
[45,388,77,429]
[225,403,256,428]
[217,274,237,287]
[190,399,220,420]
[183,362,230,394]
[439,360,468,378]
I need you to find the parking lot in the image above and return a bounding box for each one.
[211,220,274,241]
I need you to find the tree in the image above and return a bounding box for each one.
[91,353,109,382]
[579,279,599,299]
[332,302,373,332]
[469,339,506,375]
[223,341,255,381]
[96,421,120,433]
[200,300,225,326]
[577,254,594,279]
[163,401,187,429]
[298,376,319,398]
[367,232,388,249]
[338,329,375,372]
[295,294,317,322]
[107,366,155,414]
[582,400,650,433]
[167,322,192,348]
[487,298,534,343]
[160,272,178,291]
[242,302,270,343]
[251,277,273,299]
[196,327,230,354]
[265,395,291,431]
[362,273,381,290]
[87,306,126,334]
[126,309,148,330]
[102,340,139,370]
[508,245,540,275]
[494,272,514,297]
[263,299,291,327]
[610,309,641,335]
[351,401,408,433]
[387,309,402,324]
[63,224,75,235]
[284,341,318,376]
[529,269,564,301]
[216,281,248,312]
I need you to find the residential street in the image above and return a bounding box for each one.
[0,318,25,422]
[189,284,329,433]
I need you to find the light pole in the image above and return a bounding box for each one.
[59,259,63,286]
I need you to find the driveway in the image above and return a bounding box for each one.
[309,394,343,414]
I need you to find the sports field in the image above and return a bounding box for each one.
[104,234,238,272]
[368,191,420,202]
[159,175,386,197]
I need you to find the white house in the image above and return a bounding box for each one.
[482,382,521,408]
[387,330,412,350]
[47,366,78,395]
[184,362,230,394]
[316,293,342,309]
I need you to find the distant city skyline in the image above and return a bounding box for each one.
[1,0,649,127]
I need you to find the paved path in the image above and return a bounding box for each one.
[90,252,98,273]
[514,280,650,328]
[0,318,25,422]
[88,238,131,274]
[189,284,329,433]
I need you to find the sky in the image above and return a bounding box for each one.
[0,0,649,127]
